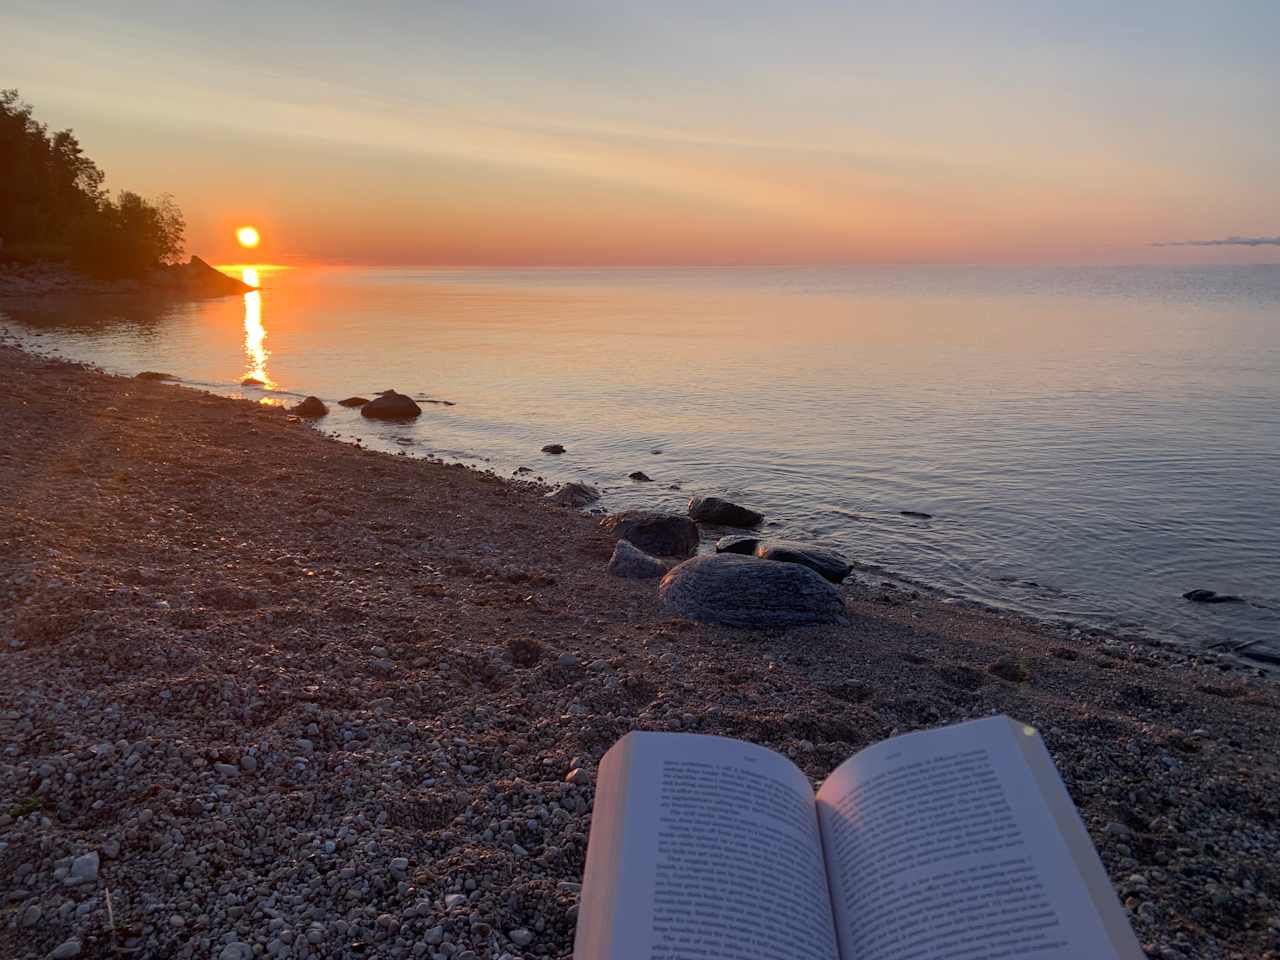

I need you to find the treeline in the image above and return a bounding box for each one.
[0,89,185,277]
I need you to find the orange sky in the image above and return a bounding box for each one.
[5,3,1278,265]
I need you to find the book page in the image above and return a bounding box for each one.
[575,732,839,960]
[816,715,1142,960]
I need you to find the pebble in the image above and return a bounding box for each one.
[219,943,253,960]
[444,894,468,910]
[51,941,81,959]
[509,928,534,947]
[69,851,98,884]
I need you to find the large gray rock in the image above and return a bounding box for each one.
[546,482,600,508]
[607,540,669,579]
[361,390,422,420]
[658,554,847,628]
[688,495,764,527]
[755,540,853,584]
[600,511,699,557]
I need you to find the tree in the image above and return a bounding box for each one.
[0,88,185,276]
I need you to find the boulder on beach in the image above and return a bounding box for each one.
[546,482,600,508]
[658,553,848,628]
[1183,589,1244,604]
[755,540,853,584]
[360,390,422,420]
[542,443,566,454]
[338,396,369,407]
[607,539,669,579]
[715,534,760,555]
[688,495,764,527]
[135,371,176,381]
[599,510,699,557]
[292,396,328,418]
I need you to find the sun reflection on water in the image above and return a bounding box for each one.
[241,267,272,390]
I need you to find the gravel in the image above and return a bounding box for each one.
[1,340,1278,959]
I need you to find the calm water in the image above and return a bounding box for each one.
[4,264,1279,664]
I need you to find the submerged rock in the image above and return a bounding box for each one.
[541,443,566,454]
[292,396,328,418]
[361,390,422,420]
[658,553,847,628]
[688,495,764,527]
[338,396,370,407]
[755,540,853,583]
[715,535,760,555]
[1183,589,1244,604]
[628,471,653,482]
[546,482,600,508]
[607,540,669,579]
[600,510,699,557]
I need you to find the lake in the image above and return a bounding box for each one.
[4,263,1278,665]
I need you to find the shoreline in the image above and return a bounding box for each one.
[3,318,1273,678]
[1,341,1278,958]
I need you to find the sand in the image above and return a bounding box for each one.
[0,339,1277,959]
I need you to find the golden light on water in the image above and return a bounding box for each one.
[242,267,271,389]
[236,225,260,248]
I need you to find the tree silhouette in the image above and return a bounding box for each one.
[1,88,185,276]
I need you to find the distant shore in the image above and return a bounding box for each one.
[0,254,252,299]
[0,338,1277,959]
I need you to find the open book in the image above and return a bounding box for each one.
[575,715,1143,960]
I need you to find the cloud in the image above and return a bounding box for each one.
[1152,235,1280,247]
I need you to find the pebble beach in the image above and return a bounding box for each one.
[1,339,1278,960]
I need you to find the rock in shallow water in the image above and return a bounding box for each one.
[755,540,853,584]
[607,539,669,579]
[338,396,369,407]
[600,510,699,557]
[360,390,422,420]
[292,396,328,418]
[541,443,566,454]
[715,535,760,555]
[688,495,764,527]
[546,482,600,508]
[1183,589,1244,604]
[659,553,848,628]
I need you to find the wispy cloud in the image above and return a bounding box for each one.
[1152,235,1280,247]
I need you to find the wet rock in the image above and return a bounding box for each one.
[688,496,764,528]
[628,471,653,482]
[292,396,329,418]
[135,371,176,381]
[545,482,600,508]
[600,510,699,557]
[1183,589,1244,604]
[607,540,669,579]
[360,390,422,420]
[900,510,933,520]
[541,443,566,454]
[658,553,848,628]
[754,540,853,583]
[715,535,760,555]
[240,376,265,386]
[338,396,370,407]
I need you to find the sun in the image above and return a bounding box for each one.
[236,225,260,249]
